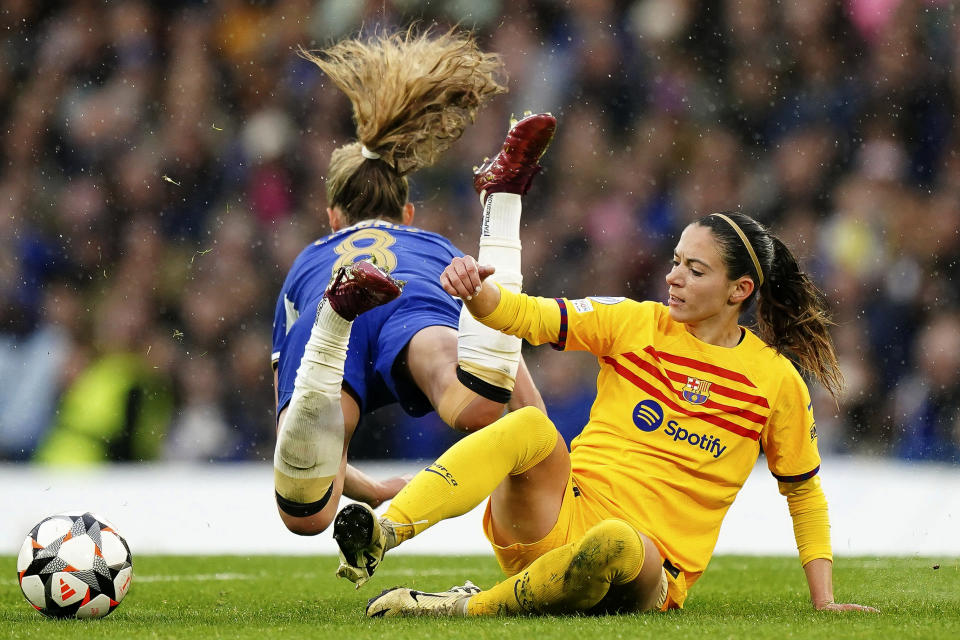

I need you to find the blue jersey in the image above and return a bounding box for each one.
[272,220,464,419]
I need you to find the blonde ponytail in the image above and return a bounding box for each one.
[298,28,507,223]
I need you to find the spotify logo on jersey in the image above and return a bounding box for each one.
[631,399,728,458]
[632,400,664,432]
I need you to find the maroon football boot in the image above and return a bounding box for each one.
[323,259,404,321]
[473,112,557,205]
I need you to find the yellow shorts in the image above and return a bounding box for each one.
[481,472,688,609]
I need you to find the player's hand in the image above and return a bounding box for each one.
[815,602,879,613]
[343,465,412,508]
[441,256,494,300]
[365,473,413,509]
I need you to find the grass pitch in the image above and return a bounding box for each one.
[2,555,956,639]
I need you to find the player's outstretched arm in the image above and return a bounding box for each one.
[804,558,879,613]
[342,464,412,509]
[441,255,500,315]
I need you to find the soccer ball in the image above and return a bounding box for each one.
[16,512,133,619]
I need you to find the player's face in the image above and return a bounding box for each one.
[665,224,734,324]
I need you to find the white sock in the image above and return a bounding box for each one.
[458,192,523,393]
[274,301,350,503]
[481,192,522,243]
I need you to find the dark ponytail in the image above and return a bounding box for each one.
[696,212,844,400]
[757,236,843,400]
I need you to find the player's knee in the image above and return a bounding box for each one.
[509,406,557,446]
[499,407,560,474]
[481,406,550,441]
[501,406,552,432]
[577,519,638,567]
[569,519,645,584]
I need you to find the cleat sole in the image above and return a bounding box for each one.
[333,503,375,560]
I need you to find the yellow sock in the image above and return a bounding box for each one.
[467,519,645,616]
[383,406,557,543]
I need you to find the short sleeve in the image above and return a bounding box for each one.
[272,291,299,367]
[761,365,821,482]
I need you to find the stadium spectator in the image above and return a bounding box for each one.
[0,280,75,460]
[894,312,960,461]
[33,285,174,464]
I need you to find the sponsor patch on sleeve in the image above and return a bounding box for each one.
[571,298,594,313]
[588,296,626,305]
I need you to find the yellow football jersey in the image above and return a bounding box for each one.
[482,290,822,585]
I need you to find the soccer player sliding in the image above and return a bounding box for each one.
[334,153,879,615]
[271,28,554,536]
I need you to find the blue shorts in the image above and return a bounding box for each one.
[276,279,461,419]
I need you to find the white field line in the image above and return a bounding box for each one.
[135,572,262,583]
[368,567,470,578]
[134,567,467,583]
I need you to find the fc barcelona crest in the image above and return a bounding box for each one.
[682,376,712,405]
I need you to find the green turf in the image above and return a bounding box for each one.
[2,555,956,639]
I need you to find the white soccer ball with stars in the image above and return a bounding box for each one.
[17,512,133,619]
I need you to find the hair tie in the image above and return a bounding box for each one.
[711,213,764,287]
[360,145,381,160]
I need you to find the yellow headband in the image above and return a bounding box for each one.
[711,213,764,287]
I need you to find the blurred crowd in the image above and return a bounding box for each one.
[1,0,958,464]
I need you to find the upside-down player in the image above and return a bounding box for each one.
[333,204,879,615]
[271,28,557,535]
